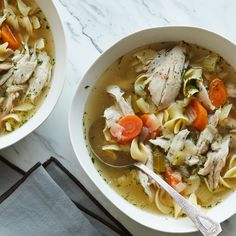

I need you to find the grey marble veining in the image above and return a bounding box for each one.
[1,0,236,235]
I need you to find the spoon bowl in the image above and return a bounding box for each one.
[88,118,136,168]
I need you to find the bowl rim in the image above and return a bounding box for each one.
[69,26,236,233]
[0,0,67,149]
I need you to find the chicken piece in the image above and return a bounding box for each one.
[132,49,166,73]
[0,51,23,86]
[146,49,167,74]
[138,172,153,199]
[207,136,230,189]
[148,46,186,110]
[0,62,13,73]
[13,47,37,84]
[207,164,215,191]
[167,129,190,163]
[138,145,154,200]
[0,93,15,119]
[149,137,170,152]
[222,117,236,129]
[184,140,200,166]
[230,131,236,150]
[6,84,28,93]
[196,125,217,155]
[198,155,214,176]
[106,85,134,116]
[26,52,52,102]
[103,105,123,140]
[185,156,200,166]
[0,68,13,86]
[109,123,124,140]
[196,81,215,111]
[226,83,236,98]
[0,97,5,105]
[103,105,122,128]
[208,109,221,127]
[184,139,198,155]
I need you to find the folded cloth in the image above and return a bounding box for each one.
[0,156,131,236]
[0,158,25,195]
[0,163,101,236]
[44,158,130,236]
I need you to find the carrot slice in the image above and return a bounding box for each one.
[117,115,143,143]
[141,114,160,133]
[209,77,227,108]
[164,167,182,190]
[140,114,149,125]
[1,25,20,50]
[190,99,208,132]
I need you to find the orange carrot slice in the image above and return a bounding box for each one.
[209,77,227,108]
[141,114,160,133]
[190,99,208,132]
[165,167,182,190]
[117,115,143,143]
[1,25,20,50]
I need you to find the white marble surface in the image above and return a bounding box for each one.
[2,0,236,235]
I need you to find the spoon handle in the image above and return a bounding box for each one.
[135,163,222,236]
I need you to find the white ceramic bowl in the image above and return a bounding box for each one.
[0,0,66,149]
[69,26,236,233]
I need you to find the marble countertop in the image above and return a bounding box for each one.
[2,0,236,235]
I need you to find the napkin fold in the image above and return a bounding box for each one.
[0,156,131,236]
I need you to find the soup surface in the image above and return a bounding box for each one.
[85,41,236,217]
[0,0,54,135]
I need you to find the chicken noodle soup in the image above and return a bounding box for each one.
[85,41,236,217]
[0,0,54,134]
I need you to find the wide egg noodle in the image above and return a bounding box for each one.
[130,138,149,164]
[134,74,151,97]
[4,3,20,30]
[220,155,236,189]
[163,102,189,134]
[155,189,173,215]
[183,175,201,196]
[0,43,14,62]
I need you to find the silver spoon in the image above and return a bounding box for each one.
[88,119,222,236]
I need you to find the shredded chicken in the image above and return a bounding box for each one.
[6,84,28,93]
[198,136,230,190]
[149,137,170,152]
[222,117,236,130]
[138,172,153,199]
[208,109,221,127]
[0,69,13,86]
[0,93,15,119]
[196,125,218,155]
[148,46,186,110]
[196,81,215,111]
[106,85,134,116]
[103,105,123,140]
[0,62,13,73]
[26,52,52,102]
[13,47,37,84]
[198,155,214,176]
[184,140,199,166]
[103,105,122,128]
[167,129,190,163]
[226,83,236,98]
[138,145,154,200]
